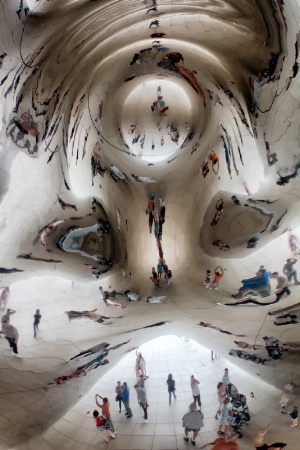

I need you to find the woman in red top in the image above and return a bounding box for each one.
[93,410,116,443]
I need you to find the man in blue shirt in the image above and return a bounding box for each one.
[122,382,133,418]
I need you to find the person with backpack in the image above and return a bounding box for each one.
[166,373,176,405]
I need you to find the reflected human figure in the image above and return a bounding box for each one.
[273,312,300,326]
[233,341,262,350]
[135,350,146,377]
[99,286,124,308]
[199,322,245,337]
[67,343,110,362]
[283,258,300,284]
[33,309,41,338]
[146,296,166,303]
[270,272,291,302]
[0,287,10,311]
[288,229,300,255]
[40,219,67,251]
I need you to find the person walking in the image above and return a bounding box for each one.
[182,402,204,445]
[283,259,300,284]
[218,398,231,435]
[270,272,291,302]
[122,382,133,418]
[115,381,124,413]
[2,320,20,356]
[190,375,201,407]
[93,410,116,442]
[215,382,227,419]
[33,309,42,338]
[289,406,298,427]
[167,373,176,404]
[134,384,148,422]
[95,394,115,433]
[150,276,161,289]
[279,393,289,413]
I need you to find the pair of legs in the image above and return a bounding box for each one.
[123,400,133,417]
[193,394,201,407]
[6,337,18,354]
[275,286,291,302]
[33,323,38,338]
[117,396,123,412]
[288,271,299,284]
[140,403,148,420]
[97,427,115,442]
[291,419,298,427]
[184,427,199,444]
[218,424,229,434]
[169,390,176,404]
[167,278,172,285]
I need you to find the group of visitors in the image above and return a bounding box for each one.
[203,266,224,289]
[150,261,172,289]
[1,307,42,356]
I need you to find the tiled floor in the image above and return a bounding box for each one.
[42,336,299,450]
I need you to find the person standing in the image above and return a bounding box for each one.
[93,410,116,442]
[218,398,231,435]
[134,384,148,422]
[135,351,146,377]
[270,272,291,302]
[150,276,161,289]
[157,259,163,280]
[163,261,168,278]
[279,393,289,413]
[182,402,204,445]
[211,266,224,290]
[115,381,124,413]
[215,382,227,419]
[289,406,298,427]
[95,394,115,433]
[166,373,176,404]
[283,259,300,284]
[1,308,16,323]
[222,368,230,391]
[122,382,133,418]
[167,269,173,285]
[2,320,20,356]
[33,309,42,338]
[190,375,201,407]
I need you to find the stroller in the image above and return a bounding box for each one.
[265,345,284,360]
[229,405,251,437]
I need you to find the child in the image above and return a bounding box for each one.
[93,410,116,442]
[211,266,224,289]
[203,270,211,288]
[279,393,289,413]
[33,309,42,338]
[289,406,298,427]
[222,368,230,392]
[167,269,173,285]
